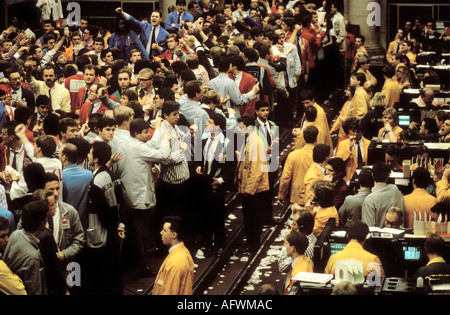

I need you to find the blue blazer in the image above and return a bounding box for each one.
[165,10,194,32]
[126,14,169,58]
[108,30,149,61]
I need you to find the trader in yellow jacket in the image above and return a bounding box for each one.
[279,125,317,206]
[292,106,325,151]
[152,216,194,295]
[307,180,340,238]
[325,220,385,277]
[335,117,371,182]
[404,167,437,228]
[282,231,314,295]
[348,73,370,120]
[299,89,333,150]
[235,115,269,252]
[303,144,331,207]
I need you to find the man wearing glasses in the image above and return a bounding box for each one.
[78,83,110,124]
[133,68,155,104]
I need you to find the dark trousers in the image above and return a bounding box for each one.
[127,207,156,269]
[241,192,265,249]
[206,188,227,249]
[260,170,278,224]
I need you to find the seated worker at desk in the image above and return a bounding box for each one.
[383,206,404,229]
[378,108,403,143]
[413,234,450,282]
[324,220,385,277]
[385,145,403,172]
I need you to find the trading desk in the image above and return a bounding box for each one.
[367,141,450,166]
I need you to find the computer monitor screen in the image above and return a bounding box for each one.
[330,242,347,256]
[403,246,421,261]
[398,115,410,126]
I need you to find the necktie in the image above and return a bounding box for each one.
[11,150,17,170]
[356,141,363,168]
[48,88,52,107]
[264,124,272,147]
[139,88,146,100]
[48,217,54,234]
[149,28,156,55]
[283,269,292,295]
[203,138,214,175]
[177,12,181,25]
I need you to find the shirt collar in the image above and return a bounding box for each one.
[427,257,446,266]
[169,242,182,253]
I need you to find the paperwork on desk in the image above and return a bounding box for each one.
[369,227,405,239]
[423,142,450,149]
[292,272,333,284]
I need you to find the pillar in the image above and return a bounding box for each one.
[345,0,385,60]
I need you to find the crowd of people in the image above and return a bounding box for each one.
[0,0,449,296]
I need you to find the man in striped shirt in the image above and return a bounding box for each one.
[25,64,71,113]
[155,101,192,243]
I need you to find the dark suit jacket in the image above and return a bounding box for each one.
[197,134,237,193]
[21,88,36,114]
[0,85,36,114]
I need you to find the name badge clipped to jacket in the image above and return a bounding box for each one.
[61,219,70,230]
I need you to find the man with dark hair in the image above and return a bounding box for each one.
[293,106,325,150]
[278,208,316,273]
[83,140,124,294]
[325,220,385,277]
[94,117,117,145]
[78,83,111,124]
[229,55,258,118]
[73,64,99,113]
[348,72,369,120]
[336,117,371,182]
[303,143,331,206]
[404,167,437,229]
[309,180,339,237]
[362,161,404,227]
[254,100,279,225]
[0,70,36,113]
[193,111,236,257]
[116,8,168,58]
[25,62,71,113]
[208,55,260,118]
[57,117,78,146]
[120,117,171,274]
[385,144,402,171]
[152,216,194,295]
[279,125,318,206]
[282,231,313,295]
[43,172,84,273]
[178,80,209,132]
[12,125,63,200]
[242,47,275,103]
[299,89,332,149]
[164,0,194,33]
[413,234,450,282]
[235,114,269,253]
[60,142,93,231]
[0,120,32,177]
[339,167,374,226]
[3,201,49,294]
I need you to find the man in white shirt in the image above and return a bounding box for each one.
[329,0,347,51]
[116,8,168,59]
[12,125,63,200]
[120,117,171,274]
